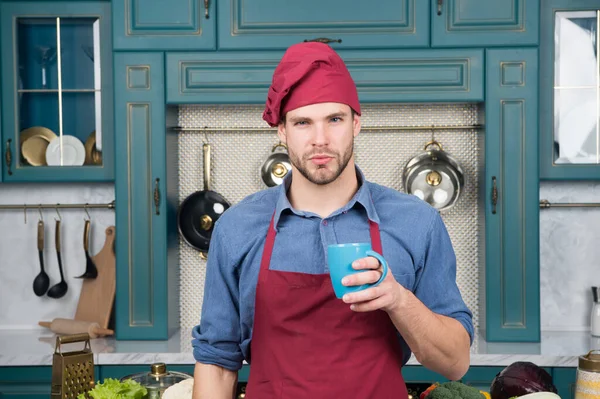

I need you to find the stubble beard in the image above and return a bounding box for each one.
[288,140,354,185]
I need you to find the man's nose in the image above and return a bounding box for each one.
[312,123,329,146]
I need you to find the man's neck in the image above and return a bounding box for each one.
[287,162,359,218]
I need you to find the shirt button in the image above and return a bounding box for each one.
[322,220,328,226]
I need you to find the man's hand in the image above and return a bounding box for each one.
[340,256,408,313]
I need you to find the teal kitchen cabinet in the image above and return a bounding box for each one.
[0,2,114,182]
[539,0,600,180]
[113,52,180,340]
[217,0,429,50]
[112,0,215,51]
[431,0,539,47]
[484,48,540,342]
[553,367,577,399]
[166,49,484,104]
[0,365,99,398]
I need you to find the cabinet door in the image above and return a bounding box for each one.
[485,48,540,342]
[113,0,215,50]
[0,2,113,182]
[166,49,483,104]
[114,52,179,340]
[217,0,429,50]
[553,367,577,399]
[540,0,600,179]
[432,0,539,47]
[0,366,98,398]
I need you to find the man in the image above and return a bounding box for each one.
[192,42,473,399]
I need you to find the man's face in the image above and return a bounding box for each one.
[278,102,360,185]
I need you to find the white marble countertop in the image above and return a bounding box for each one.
[0,328,596,368]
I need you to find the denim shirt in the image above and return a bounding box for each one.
[191,167,474,371]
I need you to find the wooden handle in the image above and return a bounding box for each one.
[83,219,91,251]
[37,220,44,250]
[55,220,61,252]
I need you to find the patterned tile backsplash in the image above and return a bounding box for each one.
[178,103,484,335]
[0,104,597,339]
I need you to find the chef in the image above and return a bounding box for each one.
[191,42,474,399]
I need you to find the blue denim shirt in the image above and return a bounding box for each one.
[191,167,474,371]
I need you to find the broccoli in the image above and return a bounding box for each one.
[426,381,486,399]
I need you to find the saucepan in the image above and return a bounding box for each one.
[177,142,230,258]
[402,140,464,211]
[261,142,292,187]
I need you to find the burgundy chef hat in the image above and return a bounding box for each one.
[262,42,361,127]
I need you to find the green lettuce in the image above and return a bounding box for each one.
[77,378,148,399]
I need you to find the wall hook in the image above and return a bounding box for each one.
[55,205,62,221]
[84,203,91,221]
[38,205,43,221]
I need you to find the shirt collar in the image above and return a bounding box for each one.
[272,165,380,230]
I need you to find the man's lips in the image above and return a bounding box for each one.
[310,155,334,165]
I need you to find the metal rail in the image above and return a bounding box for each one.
[0,200,115,210]
[540,199,600,208]
[172,124,485,132]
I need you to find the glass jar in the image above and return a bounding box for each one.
[120,363,192,399]
[575,350,600,399]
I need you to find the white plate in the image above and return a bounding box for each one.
[45,135,86,166]
[519,392,561,399]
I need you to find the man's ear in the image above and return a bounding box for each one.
[277,122,287,143]
[353,113,361,138]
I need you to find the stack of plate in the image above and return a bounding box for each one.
[20,127,100,166]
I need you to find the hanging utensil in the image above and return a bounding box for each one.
[33,217,49,296]
[261,142,292,187]
[177,142,230,257]
[402,140,465,211]
[48,217,68,299]
[75,219,97,279]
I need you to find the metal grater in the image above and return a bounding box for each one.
[51,333,95,399]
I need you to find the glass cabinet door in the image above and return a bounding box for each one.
[1,2,113,181]
[554,11,599,165]
[540,0,600,179]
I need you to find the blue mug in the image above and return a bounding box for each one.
[327,243,388,299]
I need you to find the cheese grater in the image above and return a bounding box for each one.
[51,333,95,399]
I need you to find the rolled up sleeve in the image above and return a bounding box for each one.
[413,211,474,345]
[191,223,244,371]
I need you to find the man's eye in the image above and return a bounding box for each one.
[331,117,341,122]
[295,121,307,126]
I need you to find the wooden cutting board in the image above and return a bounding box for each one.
[74,226,116,329]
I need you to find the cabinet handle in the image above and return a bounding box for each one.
[303,37,342,44]
[437,0,443,15]
[491,176,498,215]
[5,139,12,176]
[154,178,160,215]
[204,0,209,19]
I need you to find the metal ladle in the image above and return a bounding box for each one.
[32,209,50,296]
[47,210,68,299]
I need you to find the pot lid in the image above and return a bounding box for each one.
[408,167,459,210]
[120,363,192,390]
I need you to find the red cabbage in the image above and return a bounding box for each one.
[490,361,557,399]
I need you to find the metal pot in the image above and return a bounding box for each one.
[261,142,292,187]
[402,140,465,211]
[121,363,192,398]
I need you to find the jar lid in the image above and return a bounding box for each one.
[579,350,600,372]
[120,362,192,390]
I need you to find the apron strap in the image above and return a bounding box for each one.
[369,219,382,254]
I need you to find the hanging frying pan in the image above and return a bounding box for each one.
[177,142,230,257]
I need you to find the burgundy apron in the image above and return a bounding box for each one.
[245,214,408,399]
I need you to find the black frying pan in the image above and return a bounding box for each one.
[177,143,230,255]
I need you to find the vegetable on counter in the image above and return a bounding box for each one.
[490,361,558,399]
[420,381,487,399]
[77,378,148,399]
